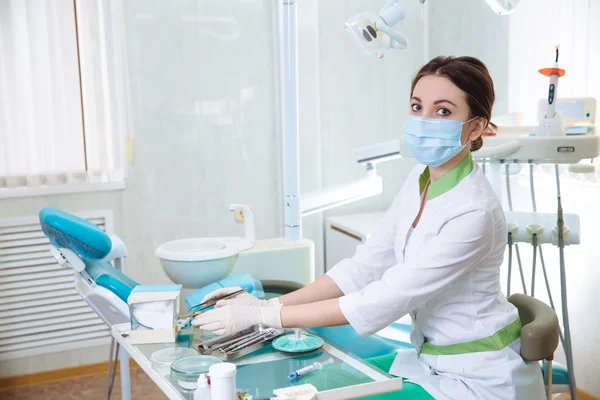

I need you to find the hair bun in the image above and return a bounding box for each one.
[471,136,484,152]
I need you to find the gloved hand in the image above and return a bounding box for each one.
[191,303,283,336]
[200,286,243,304]
[200,286,281,308]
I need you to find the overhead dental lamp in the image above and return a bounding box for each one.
[484,0,520,15]
[345,0,410,59]
[346,0,520,58]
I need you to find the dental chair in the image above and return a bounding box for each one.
[40,207,138,400]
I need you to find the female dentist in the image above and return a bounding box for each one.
[193,56,546,399]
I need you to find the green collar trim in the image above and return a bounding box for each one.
[419,152,474,200]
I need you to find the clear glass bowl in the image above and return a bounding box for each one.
[150,347,198,376]
[170,355,223,390]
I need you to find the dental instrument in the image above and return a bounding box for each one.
[505,164,528,295]
[185,288,249,316]
[221,330,273,352]
[530,232,538,297]
[529,164,566,350]
[537,46,566,137]
[506,224,517,296]
[197,324,285,360]
[225,332,274,353]
[555,165,577,400]
[288,357,334,380]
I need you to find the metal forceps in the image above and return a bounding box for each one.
[180,288,248,319]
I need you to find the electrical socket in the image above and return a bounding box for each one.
[234,208,245,223]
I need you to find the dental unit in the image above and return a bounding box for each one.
[464,49,596,400]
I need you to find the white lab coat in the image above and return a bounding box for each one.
[327,162,546,400]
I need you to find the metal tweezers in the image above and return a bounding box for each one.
[180,288,248,318]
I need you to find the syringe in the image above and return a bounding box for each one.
[288,358,335,380]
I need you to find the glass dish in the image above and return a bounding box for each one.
[170,355,223,390]
[150,347,198,376]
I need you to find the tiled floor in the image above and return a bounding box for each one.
[0,367,167,400]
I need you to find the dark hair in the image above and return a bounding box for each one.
[410,56,496,152]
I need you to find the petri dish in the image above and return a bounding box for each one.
[170,355,223,390]
[150,347,198,376]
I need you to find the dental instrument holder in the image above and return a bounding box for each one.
[197,324,285,361]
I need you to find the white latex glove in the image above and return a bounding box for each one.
[217,294,280,309]
[200,286,281,309]
[200,286,244,304]
[191,304,283,336]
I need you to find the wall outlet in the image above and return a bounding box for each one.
[234,207,245,223]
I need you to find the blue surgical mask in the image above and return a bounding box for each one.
[403,115,477,167]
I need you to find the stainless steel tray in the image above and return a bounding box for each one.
[197,324,285,361]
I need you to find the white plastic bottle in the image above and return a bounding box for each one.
[209,363,237,400]
[194,374,211,400]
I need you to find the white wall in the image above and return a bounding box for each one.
[428,0,510,116]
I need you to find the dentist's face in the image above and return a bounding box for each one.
[410,75,485,144]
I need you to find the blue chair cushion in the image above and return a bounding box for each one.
[312,322,413,359]
[85,260,138,303]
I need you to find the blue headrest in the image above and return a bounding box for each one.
[39,207,112,260]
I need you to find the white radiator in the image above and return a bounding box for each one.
[0,210,115,361]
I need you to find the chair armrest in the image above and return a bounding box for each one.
[508,294,560,361]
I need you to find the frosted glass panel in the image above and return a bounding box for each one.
[122,0,280,260]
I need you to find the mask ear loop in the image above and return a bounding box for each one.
[461,116,484,148]
[462,116,481,125]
